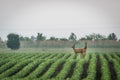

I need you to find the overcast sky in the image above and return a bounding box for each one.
[0,0,120,40]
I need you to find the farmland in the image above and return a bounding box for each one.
[0,52,120,80]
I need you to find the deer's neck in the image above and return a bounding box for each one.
[72,45,75,49]
[84,43,87,49]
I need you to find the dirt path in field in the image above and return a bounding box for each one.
[104,54,117,80]
[95,55,101,80]
[22,63,40,78]
[80,54,91,80]
[50,61,65,78]
[65,61,76,79]
[108,61,117,80]
[37,63,52,78]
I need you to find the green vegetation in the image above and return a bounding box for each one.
[6,33,20,50]
[0,32,120,49]
[0,52,120,80]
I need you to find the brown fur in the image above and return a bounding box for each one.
[72,42,87,57]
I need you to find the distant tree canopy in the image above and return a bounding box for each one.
[69,32,77,41]
[60,38,68,41]
[31,36,36,41]
[0,37,2,41]
[0,37,6,48]
[0,32,118,43]
[19,33,46,41]
[49,37,58,41]
[20,36,31,41]
[80,33,118,40]
[6,33,20,50]
[49,37,68,41]
[37,33,46,41]
[107,33,117,40]
[81,33,106,40]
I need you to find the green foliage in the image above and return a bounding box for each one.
[19,36,31,41]
[112,59,120,80]
[0,60,32,78]
[68,32,77,41]
[41,59,65,79]
[0,37,6,48]
[100,54,111,80]
[37,33,46,41]
[6,33,20,50]
[0,61,16,74]
[81,33,106,40]
[13,60,42,78]
[55,59,75,79]
[83,53,96,80]
[59,38,68,41]
[49,36,58,41]
[108,33,117,40]
[0,52,120,80]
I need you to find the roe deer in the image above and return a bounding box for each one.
[72,42,87,58]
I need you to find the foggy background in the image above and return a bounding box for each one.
[0,0,120,40]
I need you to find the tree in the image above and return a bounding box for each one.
[49,36,58,41]
[82,33,106,40]
[0,37,6,48]
[94,33,106,40]
[31,36,36,41]
[60,38,68,41]
[69,32,77,41]
[6,33,20,50]
[37,33,46,41]
[19,36,25,41]
[107,33,117,40]
[0,37,2,42]
[80,37,87,40]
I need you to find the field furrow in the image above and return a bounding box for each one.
[0,52,120,80]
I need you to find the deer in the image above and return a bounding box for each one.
[72,42,87,58]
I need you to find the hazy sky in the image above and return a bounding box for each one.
[0,0,120,40]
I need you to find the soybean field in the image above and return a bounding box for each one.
[0,52,120,80]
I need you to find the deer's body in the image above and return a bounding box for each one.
[72,42,87,57]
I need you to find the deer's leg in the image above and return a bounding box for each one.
[80,53,82,58]
[83,53,86,58]
[80,53,85,58]
[74,53,77,59]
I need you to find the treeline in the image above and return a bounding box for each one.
[10,32,119,41]
[0,32,118,42]
[0,32,119,50]
[20,32,118,41]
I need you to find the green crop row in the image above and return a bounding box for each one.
[0,61,17,74]
[71,53,90,80]
[82,53,96,80]
[100,54,111,80]
[41,59,65,79]
[0,60,32,78]
[26,59,54,79]
[12,59,43,78]
[105,53,120,80]
[0,52,120,80]
[55,59,75,79]
[112,59,120,79]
